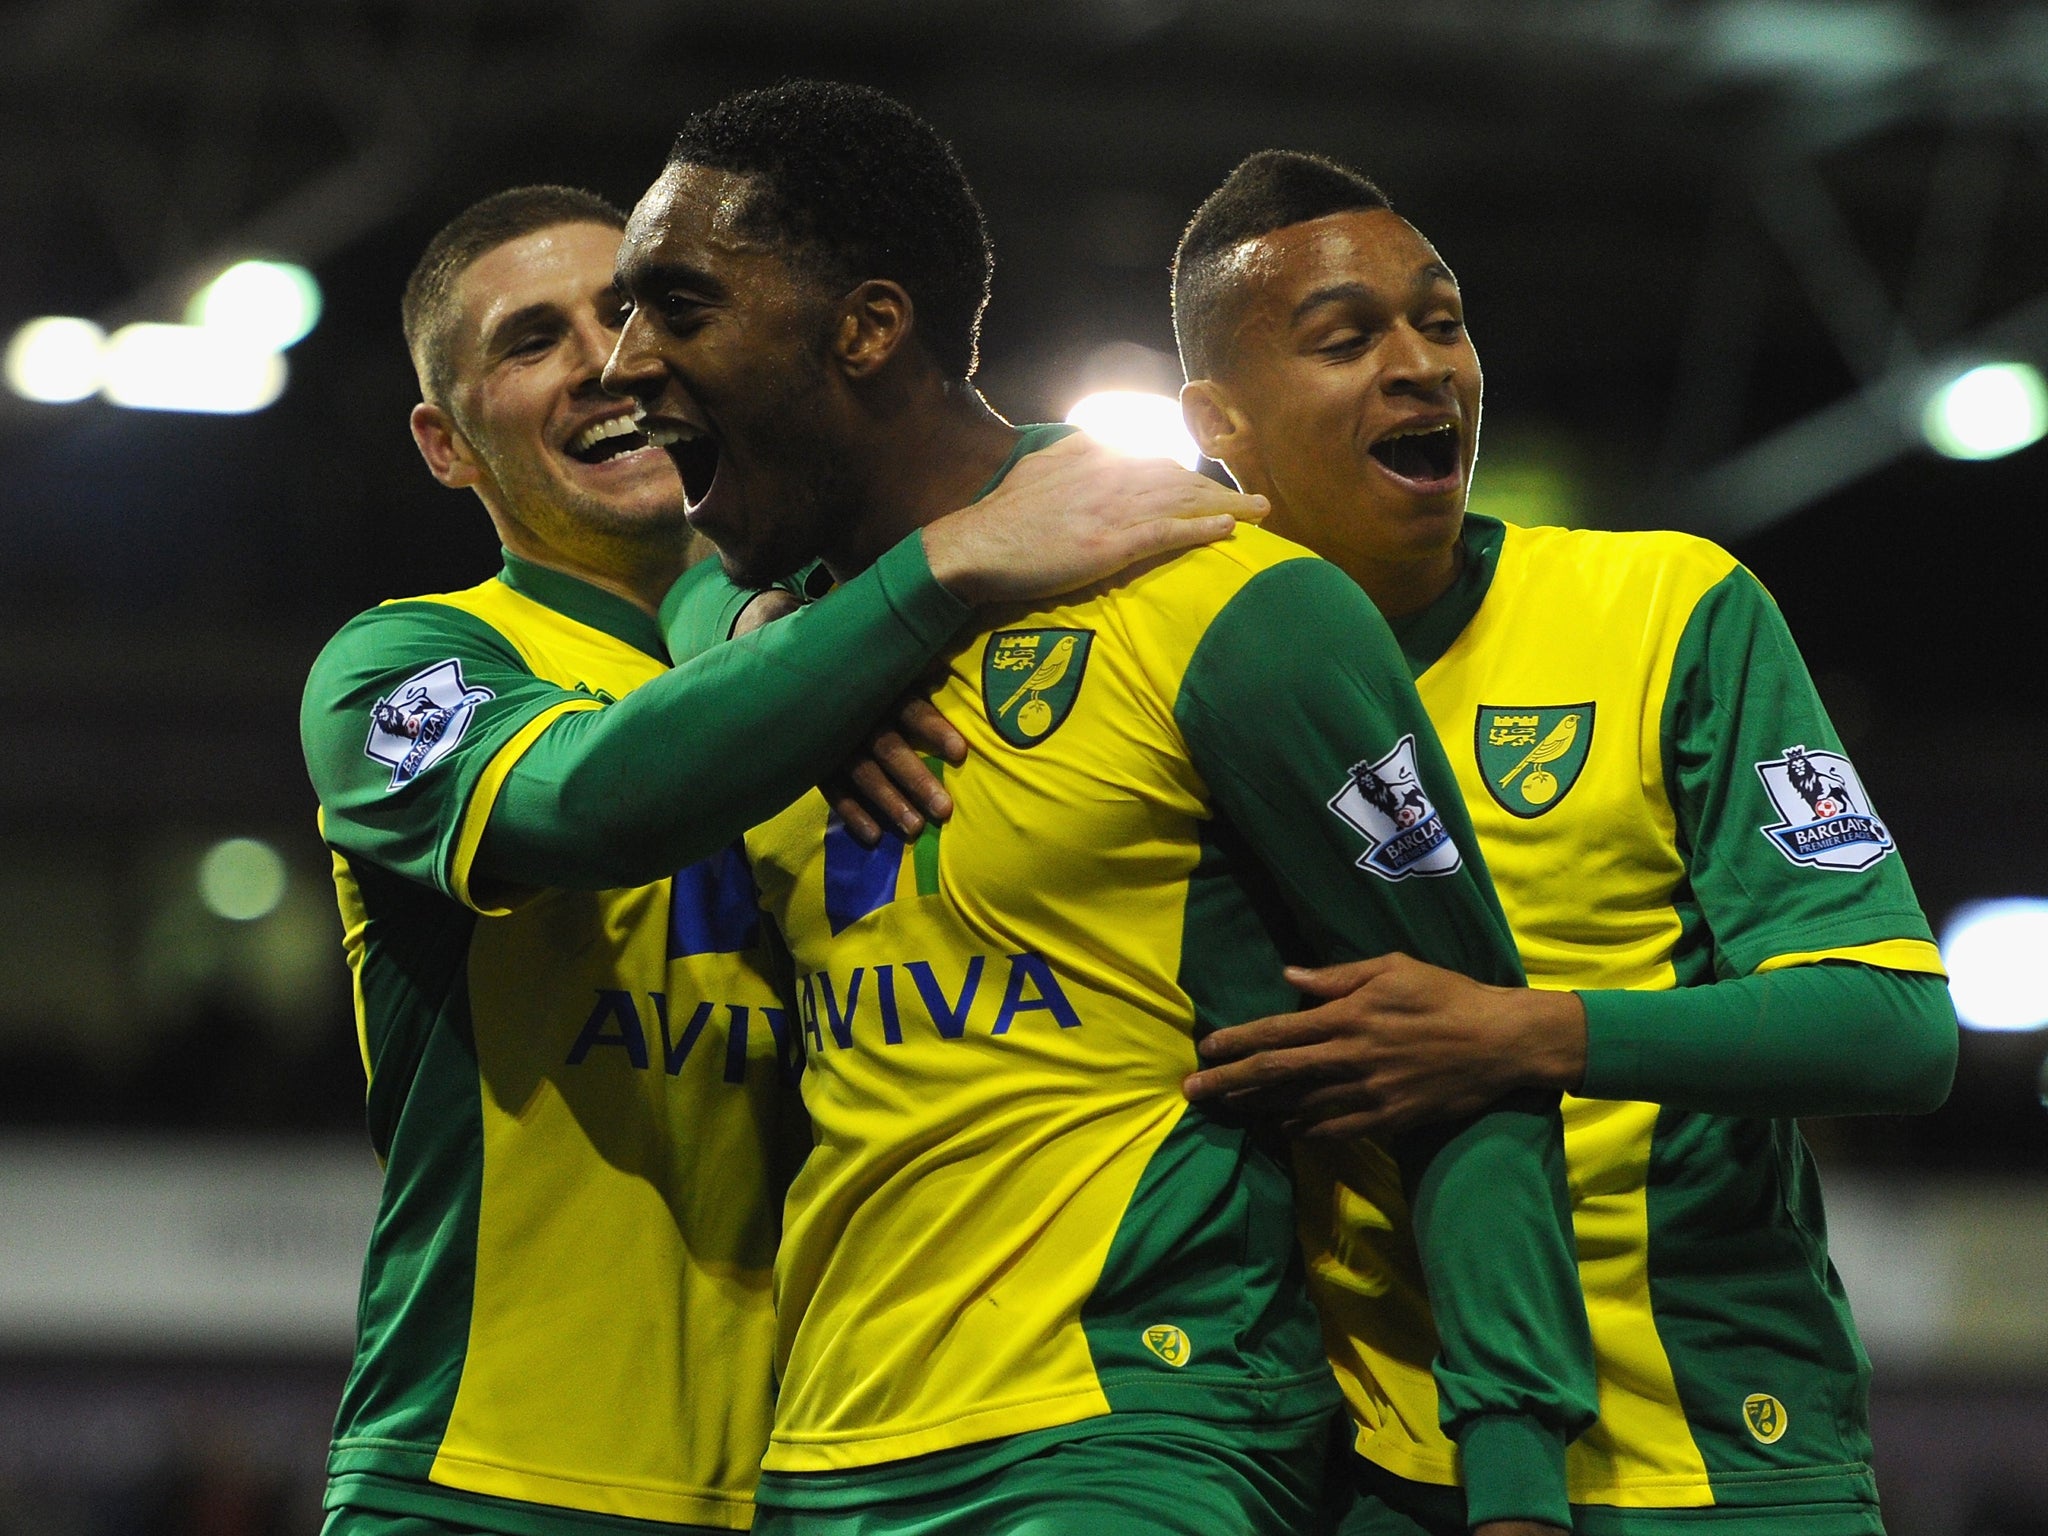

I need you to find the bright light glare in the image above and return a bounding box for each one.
[1941,898,2048,1032]
[4,316,106,403]
[190,260,322,351]
[1921,363,2048,461]
[1065,391,1201,469]
[198,838,289,923]
[100,323,286,414]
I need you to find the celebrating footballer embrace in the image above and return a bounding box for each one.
[298,75,1959,1536]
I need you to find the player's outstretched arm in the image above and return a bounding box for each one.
[1186,561,1958,1131]
[1193,954,1954,1135]
[921,431,1262,605]
[1174,555,1594,1532]
[478,531,975,893]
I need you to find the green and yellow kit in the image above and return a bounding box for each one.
[300,537,978,1536]
[717,430,1597,1529]
[1320,514,1954,1535]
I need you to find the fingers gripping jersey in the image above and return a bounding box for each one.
[302,554,800,1535]
[1322,516,1945,1529]
[742,522,1572,1502]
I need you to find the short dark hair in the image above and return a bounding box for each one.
[1172,151,1391,379]
[666,80,993,380]
[402,184,625,405]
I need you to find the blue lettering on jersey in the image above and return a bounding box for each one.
[568,990,794,1084]
[655,995,714,1072]
[875,964,904,1044]
[823,817,908,935]
[669,843,763,957]
[817,970,863,1049]
[567,990,650,1068]
[794,953,1078,1049]
[908,956,984,1039]
[991,953,1084,1034]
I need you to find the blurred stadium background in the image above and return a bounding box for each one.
[3,2,2046,1531]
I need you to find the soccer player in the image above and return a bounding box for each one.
[1171,151,1959,1536]
[605,81,1596,1536]
[300,185,1260,1536]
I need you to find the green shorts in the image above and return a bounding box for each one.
[322,1511,501,1536]
[1330,1454,1888,1536]
[322,1494,732,1536]
[754,1410,1346,1536]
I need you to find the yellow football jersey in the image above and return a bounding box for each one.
[741,512,1560,1510]
[305,553,799,1534]
[1318,515,1944,1524]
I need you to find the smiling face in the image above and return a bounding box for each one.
[604,164,858,586]
[414,219,689,572]
[1185,208,1481,608]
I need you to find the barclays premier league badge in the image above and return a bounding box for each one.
[1327,734,1465,881]
[1754,744,1894,871]
[364,658,494,791]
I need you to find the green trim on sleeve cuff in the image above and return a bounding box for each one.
[1578,986,1652,1104]
[1456,1412,1570,1529]
[870,527,973,645]
[1577,963,1958,1116]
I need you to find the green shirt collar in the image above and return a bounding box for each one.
[497,548,670,661]
[1386,513,1508,677]
[974,422,1078,502]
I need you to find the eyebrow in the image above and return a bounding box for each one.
[479,301,562,354]
[614,258,727,301]
[1289,263,1459,325]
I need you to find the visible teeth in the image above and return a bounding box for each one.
[572,416,644,454]
[1381,423,1453,441]
[640,422,704,449]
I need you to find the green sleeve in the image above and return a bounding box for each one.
[482,530,969,891]
[1174,556,1596,1526]
[1576,567,1952,1114]
[301,601,597,901]
[661,555,827,663]
[1580,963,1955,1114]
[1661,567,1937,972]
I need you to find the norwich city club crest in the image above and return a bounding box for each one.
[983,629,1093,748]
[1475,704,1594,817]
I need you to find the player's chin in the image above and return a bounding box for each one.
[703,527,797,590]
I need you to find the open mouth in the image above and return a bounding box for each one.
[644,421,721,506]
[1367,423,1460,486]
[567,414,656,466]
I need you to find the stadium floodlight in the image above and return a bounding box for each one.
[189,259,322,352]
[1064,390,1202,470]
[4,316,106,403]
[1940,897,2048,1032]
[1920,362,2048,461]
[198,837,289,922]
[99,323,287,414]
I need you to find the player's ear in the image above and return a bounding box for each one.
[834,280,914,379]
[1181,379,1255,479]
[411,401,482,490]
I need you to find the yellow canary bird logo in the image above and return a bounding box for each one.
[997,635,1078,737]
[1497,711,1581,806]
[983,628,1094,747]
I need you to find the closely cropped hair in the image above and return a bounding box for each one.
[667,80,993,380]
[1173,151,1390,379]
[402,185,625,405]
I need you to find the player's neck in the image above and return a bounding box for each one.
[491,516,685,618]
[1349,542,1464,621]
[820,387,1018,582]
